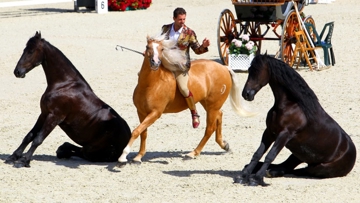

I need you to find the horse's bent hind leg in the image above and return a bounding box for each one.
[186,109,226,158]
[264,154,303,177]
[214,110,230,151]
[294,152,355,178]
[291,163,345,178]
[240,154,301,177]
[56,142,83,159]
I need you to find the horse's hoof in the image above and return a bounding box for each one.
[248,179,259,186]
[183,155,194,161]
[4,159,14,165]
[56,151,71,159]
[5,155,17,164]
[131,160,142,165]
[223,140,230,152]
[233,176,248,185]
[116,162,127,168]
[13,161,30,168]
[266,169,285,178]
[248,177,269,187]
[266,170,272,178]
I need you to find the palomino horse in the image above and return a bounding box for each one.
[118,34,253,165]
[6,32,131,167]
[235,54,356,186]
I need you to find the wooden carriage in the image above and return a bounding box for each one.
[218,0,316,66]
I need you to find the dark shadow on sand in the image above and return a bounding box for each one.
[0,149,229,171]
[0,7,94,18]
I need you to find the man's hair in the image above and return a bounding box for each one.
[173,7,186,18]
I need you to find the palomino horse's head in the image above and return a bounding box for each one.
[14,31,44,78]
[242,54,271,101]
[145,34,187,72]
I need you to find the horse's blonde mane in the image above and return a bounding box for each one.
[148,33,187,72]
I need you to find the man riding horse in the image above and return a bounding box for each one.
[160,7,210,128]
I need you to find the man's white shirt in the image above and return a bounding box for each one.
[169,23,183,41]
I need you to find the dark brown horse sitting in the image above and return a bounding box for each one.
[235,54,356,186]
[6,32,131,168]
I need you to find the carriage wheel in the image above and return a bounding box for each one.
[217,9,238,65]
[238,21,262,55]
[302,15,317,64]
[303,15,316,41]
[280,10,301,65]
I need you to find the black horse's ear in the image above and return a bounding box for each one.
[264,50,268,56]
[35,31,41,39]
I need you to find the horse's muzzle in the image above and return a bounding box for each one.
[150,59,161,71]
[150,56,161,65]
[242,89,256,101]
[14,68,26,78]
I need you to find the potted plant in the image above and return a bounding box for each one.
[228,34,257,71]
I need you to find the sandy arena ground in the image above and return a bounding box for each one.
[0,0,359,202]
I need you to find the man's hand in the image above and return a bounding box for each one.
[202,38,210,48]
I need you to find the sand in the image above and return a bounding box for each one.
[0,0,359,202]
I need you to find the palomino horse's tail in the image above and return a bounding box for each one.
[227,67,258,117]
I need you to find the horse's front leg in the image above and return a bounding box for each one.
[234,129,273,185]
[248,131,291,186]
[132,128,148,163]
[5,114,46,165]
[118,111,160,166]
[5,113,60,168]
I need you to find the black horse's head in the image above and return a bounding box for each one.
[242,54,270,101]
[14,31,44,78]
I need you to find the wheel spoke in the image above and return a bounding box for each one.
[217,9,237,65]
[280,10,300,65]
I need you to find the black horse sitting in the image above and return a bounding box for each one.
[235,54,356,186]
[6,32,131,167]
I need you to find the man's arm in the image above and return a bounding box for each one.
[188,30,209,55]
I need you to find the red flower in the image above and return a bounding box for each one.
[119,2,128,11]
[108,0,151,11]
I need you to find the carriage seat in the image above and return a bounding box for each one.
[275,0,306,20]
[275,2,293,20]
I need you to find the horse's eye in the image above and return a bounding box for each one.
[26,48,34,54]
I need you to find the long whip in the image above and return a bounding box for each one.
[115,45,144,56]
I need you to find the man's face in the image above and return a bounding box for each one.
[173,14,186,28]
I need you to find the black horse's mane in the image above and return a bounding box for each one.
[252,55,320,120]
[28,35,93,91]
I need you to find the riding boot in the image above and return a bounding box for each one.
[185,91,200,128]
